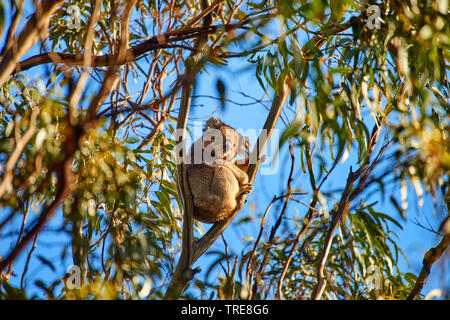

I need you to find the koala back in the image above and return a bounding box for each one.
[187,163,240,223]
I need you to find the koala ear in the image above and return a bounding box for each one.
[204,117,224,131]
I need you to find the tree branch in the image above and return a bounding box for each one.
[0,0,64,86]
[0,107,39,198]
[12,23,243,75]
[407,233,450,300]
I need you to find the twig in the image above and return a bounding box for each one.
[274,138,321,299]
[4,201,30,280]
[20,234,38,290]
[245,195,284,284]
[410,218,444,237]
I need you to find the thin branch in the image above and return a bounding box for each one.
[20,234,38,289]
[410,218,444,237]
[0,0,25,57]
[182,0,225,30]
[0,0,64,86]
[4,201,30,280]
[245,195,283,285]
[407,233,450,300]
[0,108,39,198]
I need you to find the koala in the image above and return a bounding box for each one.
[186,118,253,223]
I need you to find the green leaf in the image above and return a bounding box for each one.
[216,78,226,111]
[37,255,56,272]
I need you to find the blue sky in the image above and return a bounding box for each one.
[0,1,448,299]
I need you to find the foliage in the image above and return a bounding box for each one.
[0,0,448,300]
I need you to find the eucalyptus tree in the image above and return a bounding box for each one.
[0,0,448,300]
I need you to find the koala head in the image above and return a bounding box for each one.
[201,117,248,164]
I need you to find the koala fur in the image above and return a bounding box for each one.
[186,118,252,223]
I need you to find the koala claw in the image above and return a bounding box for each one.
[240,184,253,195]
[260,154,268,163]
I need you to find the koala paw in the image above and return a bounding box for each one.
[239,184,253,195]
[260,154,268,163]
